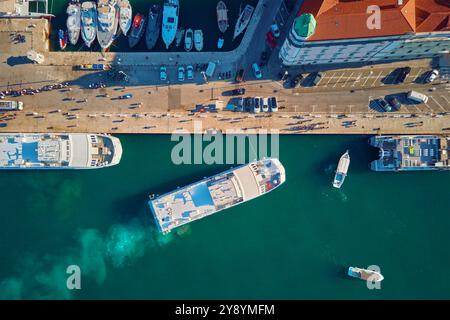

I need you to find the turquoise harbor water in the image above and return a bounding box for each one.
[1,134,450,299]
[49,0,259,52]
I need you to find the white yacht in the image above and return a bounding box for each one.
[0,133,122,169]
[66,1,81,45]
[333,150,350,188]
[161,0,179,49]
[80,1,97,48]
[118,0,132,35]
[97,0,118,50]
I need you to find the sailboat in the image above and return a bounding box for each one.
[332,150,350,188]
[66,1,81,45]
[161,0,179,49]
[145,4,162,50]
[184,28,193,52]
[175,28,184,47]
[233,4,254,40]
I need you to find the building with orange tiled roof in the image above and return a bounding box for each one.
[279,0,450,66]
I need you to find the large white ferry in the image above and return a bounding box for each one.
[0,133,122,169]
[149,158,286,233]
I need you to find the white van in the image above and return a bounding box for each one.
[407,90,428,104]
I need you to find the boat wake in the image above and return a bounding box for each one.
[0,219,176,299]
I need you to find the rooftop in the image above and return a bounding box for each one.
[297,0,450,41]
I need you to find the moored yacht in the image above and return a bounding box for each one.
[145,4,162,50]
[66,1,81,45]
[80,1,97,48]
[128,13,146,48]
[333,150,350,188]
[0,133,122,169]
[161,0,179,49]
[118,0,132,35]
[97,0,118,50]
[184,28,193,52]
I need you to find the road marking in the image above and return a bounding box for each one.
[324,72,336,87]
[371,71,383,87]
[441,95,450,106]
[430,96,446,112]
[423,101,435,113]
[412,68,422,82]
[351,73,362,87]
[342,72,354,87]
[362,72,372,87]
[333,73,345,88]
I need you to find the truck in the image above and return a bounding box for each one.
[75,64,112,71]
[407,90,429,104]
[0,100,23,111]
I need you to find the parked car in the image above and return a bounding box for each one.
[178,66,185,82]
[311,72,323,86]
[396,67,411,84]
[271,23,280,38]
[187,65,194,80]
[269,97,278,112]
[266,31,277,48]
[252,63,262,79]
[425,69,439,83]
[386,96,401,110]
[290,73,304,88]
[376,98,392,112]
[254,97,261,113]
[243,97,252,112]
[235,69,245,83]
[262,98,269,112]
[160,66,167,81]
[229,88,246,95]
[236,97,244,112]
[118,94,133,100]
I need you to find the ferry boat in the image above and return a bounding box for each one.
[233,4,254,40]
[58,29,68,50]
[0,133,122,170]
[161,0,179,49]
[128,13,146,48]
[333,150,350,188]
[66,1,81,45]
[149,158,286,234]
[348,267,384,282]
[194,29,203,51]
[369,135,450,171]
[97,0,118,50]
[216,1,228,33]
[145,4,162,50]
[175,28,184,47]
[184,28,193,51]
[80,1,97,48]
[118,0,132,36]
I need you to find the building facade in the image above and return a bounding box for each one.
[279,0,450,66]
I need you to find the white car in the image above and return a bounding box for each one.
[252,63,262,79]
[262,98,269,112]
[426,69,439,83]
[178,66,185,82]
[271,23,280,38]
[187,65,194,80]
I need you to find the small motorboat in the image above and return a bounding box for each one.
[119,0,132,36]
[333,150,350,188]
[194,29,203,51]
[128,13,146,48]
[175,28,184,47]
[216,1,228,33]
[217,37,224,49]
[58,29,68,50]
[184,28,193,52]
[348,267,384,282]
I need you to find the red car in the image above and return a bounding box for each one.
[266,31,277,48]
